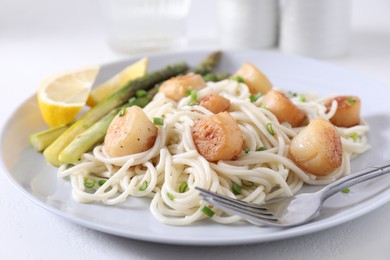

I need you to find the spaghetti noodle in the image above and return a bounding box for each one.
[59,79,370,225]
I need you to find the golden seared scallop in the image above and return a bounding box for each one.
[325,96,361,127]
[233,62,272,94]
[104,106,158,157]
[262,89,306,127]
[159,73,206,102]
[289,118,342,176]
[199,93,230,114]
[192,112,244,161]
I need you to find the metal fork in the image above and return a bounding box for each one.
[196,160,390,227]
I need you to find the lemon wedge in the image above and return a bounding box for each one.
[86,57,149,107]
[37,67,99,128]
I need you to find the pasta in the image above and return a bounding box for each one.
[58,79,370,225]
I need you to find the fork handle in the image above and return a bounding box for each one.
[321,160,390,200]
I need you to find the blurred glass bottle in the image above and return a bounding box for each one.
[216,0,279,49]
[100,0,192,54]
[279,0,352,58]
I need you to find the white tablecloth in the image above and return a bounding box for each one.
[1,0,390,259]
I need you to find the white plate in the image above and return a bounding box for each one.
[2,50,390,245]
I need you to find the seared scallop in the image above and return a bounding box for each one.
[159,73,206,102]
[104,106,158,157]
[199,93,230,114]
[261,89,306,127]
[233,62,272,94]
[192,112,244,161]
[326,96,361,127]
[289,118,342,176]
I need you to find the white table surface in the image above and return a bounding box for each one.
[1,0,390,259]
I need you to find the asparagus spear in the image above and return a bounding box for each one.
[203,72,231,82]
[44,62,188,166]
[59,88,158,164]
[29,124,69,152]
[193,51,222,76]
[59,109,119,164]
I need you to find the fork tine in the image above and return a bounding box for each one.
[196,187,277,220]
[196,187,268,211]
[198,192,279,223]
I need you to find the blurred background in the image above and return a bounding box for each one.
[1,0,389,87]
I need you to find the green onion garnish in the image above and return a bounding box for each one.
[119,107,127,117]
[187,90,199,106]
[128,97,137,106]
[201,206,215,218]
[84,178,96,188]
[256,146,266,151]
[341,188,350,193]
[153,117,164,125]
[232,182,242,195]
[98,180,106,186]
[349,132,359,142]
[249,93,262,103]
[346,97,356,105]
[179,182,188,193]
[139,180,148,191]
[242,180,254,187]
[235,75,245,83]
[287,91,298,97]
[266,123,275,135]
[127,95,151,108]
[298,94,307,102]
[244,149,250,154]
[135,89,147,98]
[167,192,174,201]
[134,96,151,108]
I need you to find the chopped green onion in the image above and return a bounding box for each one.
[203,73,214,82]
[234,75,245,83]
[256,146,266,151]
[139,180,148,191]
[201,206,215,218]
[298,94,307,102]
[341,188,350,193]
[187,90,199,106]
[349,132,359,142]
[203,72,231,82]
[128,97,137,106]
[179,182,188,193]
[153,117,164,125]
[242,180,254,187]
[98,180,106,186]
[84,178,96,188]
[249,93,262,103]
[167,192,174,201]
[287,91,298,97]
[266,123,275,135]
[189,90,198,99]
[118,107,127,117]
[244,149,250,154]
[127,96,151,108]
[135,89,147,98]
[232,182,242,195]
[346,97,356,105]
[134,96,151,108]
